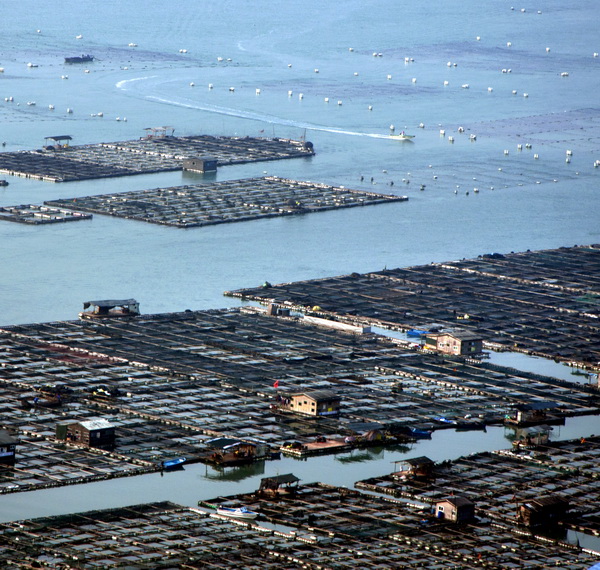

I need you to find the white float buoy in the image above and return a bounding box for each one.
[354,72,359,76]
[190,82,195,87]
[411,77,417,83]
[288,90,293,96]
[512,90,518,95]
[337,100,342,105]
[48,104,54,110]
[504,149,509,155]
[461,84,469,89]
[387,74,392,80]
[560,72,569,77]
[208,83,213,89]
[440,129,445,136]
[66,108,73,113]
[534,153,539,159]
[324,97,329,103]
[368,105,373,110]
[229,87,235,92]
[507,42,512,47]
[448,136,454,143]
[298,93,303,99]
[546,47,551,52]
[255,88,260,95]
[488,87,493,92]
[349,47,354,52]
[389,125,395,131]
[523,93,529,97]
[458,126,464,133]
[476,36,481,41]
[566,150,573,156]
[314,68,319,73]
[419,123,424,128]
[443,80,449,86]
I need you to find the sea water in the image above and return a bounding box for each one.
[0,0,599,520]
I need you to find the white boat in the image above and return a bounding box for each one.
[391,131,415,141]
[216,506,258,519]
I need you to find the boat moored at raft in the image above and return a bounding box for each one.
[216,506,259,519]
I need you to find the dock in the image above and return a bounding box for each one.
[0,204,92,224]
[44,176,407,228]
[225,245,600,370]
[0,135,315,182]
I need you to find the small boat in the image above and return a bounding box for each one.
[216,506,258,519]
[0,180,9,187]
[65,54,94,64]
[391,131,415,141]
[162,457,187,470]
[408,427,432,439]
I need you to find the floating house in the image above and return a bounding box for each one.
[79,299,140,320]
[258,473,300,496]
[423,330,483,356]
[394,456,436,481]
[0,430,19,467]
[204,437,271,466]
[435,496,475,522]
[517,495,570,528]
[506,401,562,427]
[288,390,341,417]
[56,419,116,451]
[43,135,72,150]
[182,157,218,173]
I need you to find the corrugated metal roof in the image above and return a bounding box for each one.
[78,418,114,431]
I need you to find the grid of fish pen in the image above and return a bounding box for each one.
[357,436,600,538]
[0,136,314,183]
[1,489,596,568]
[0,307,597,494]
[225,245,600,368]
[44,176,406,228]
[0,205,92,224]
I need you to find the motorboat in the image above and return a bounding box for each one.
[162,457,187,470]
[65,55,94,64]
[216,506,258,519]
[391,131,415,141]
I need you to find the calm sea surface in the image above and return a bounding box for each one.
[0,0,599,521]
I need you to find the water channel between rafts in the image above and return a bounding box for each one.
[1,0,599,520]
[0,414,596,523]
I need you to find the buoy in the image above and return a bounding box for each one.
[419,123,424,128]
[255,88,260,94]
[566,150,573,156]
[566,157,571,163]
[476,36,481,41]
[354,72,359,76]
[324,97,329,103]
[488,87,493,92]
[443,80,449,86]
[411,77,417,83]
[534,153,539,159]
[229,87,235,92]
[512,90,518,95]
[448,136,454,142]
[458,126,464,133]
[523,93,529,97]
[368,105,373,110]
[66,108,73,113]
[288,90,292,96]
[190,82,195,87]
[560,72,569,77]
[461,84,469,89]
[440,129,445,136]
[546,47,551,52]
[390,125,395,131]
[387,74,392,80]
[208,83,213,89]
[504,149,509,155]
[517,144,523,150]
[507,42,512,47]
[299,93,304,99]
[314,68,319,73]
[349,47,354,52]
[337,100,342,105]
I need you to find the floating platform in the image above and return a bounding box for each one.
[44,176,407,228]
[0,204,92,224]
[0,304,598,494]
[226,245,600,370]
[0,135,315,182]
[1,460,597,569]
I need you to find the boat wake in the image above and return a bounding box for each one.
[116,76,395,140]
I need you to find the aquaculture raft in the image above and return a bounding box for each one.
[0,135,315,182]
[44,176,407,228]
[0,204,92,224]
[226,245,600,370]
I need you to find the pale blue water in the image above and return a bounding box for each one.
[0,0,599,521]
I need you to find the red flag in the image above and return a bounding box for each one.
[273,380,280,388]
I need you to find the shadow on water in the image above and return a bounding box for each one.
[201,461,267,482]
